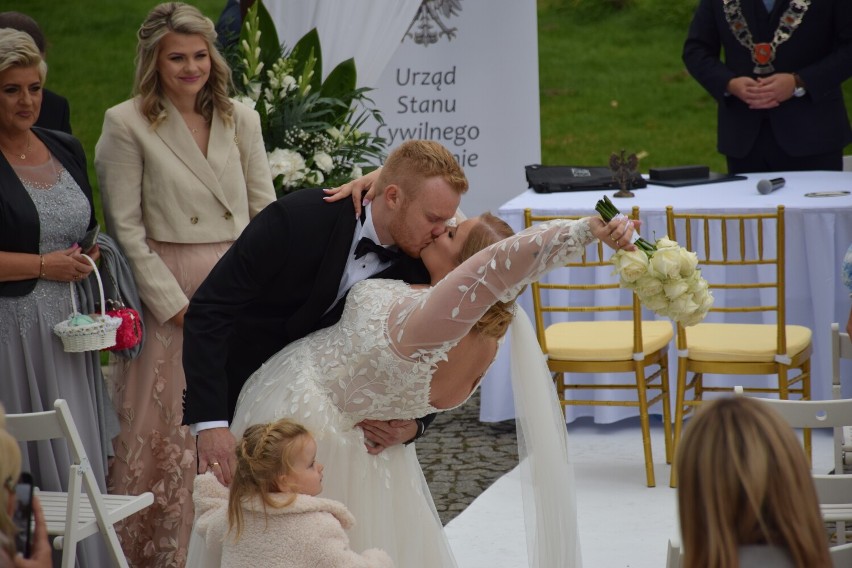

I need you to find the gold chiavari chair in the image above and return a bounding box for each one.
[525,207,673,487]
[666,205,812,487]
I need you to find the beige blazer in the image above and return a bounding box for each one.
[95,97,276,324]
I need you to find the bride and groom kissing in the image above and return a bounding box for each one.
[181,139,638,567]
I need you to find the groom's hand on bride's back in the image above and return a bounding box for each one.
[357,419,418,455]
[196,427,237,485]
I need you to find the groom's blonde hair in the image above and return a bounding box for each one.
[374,140,468,200]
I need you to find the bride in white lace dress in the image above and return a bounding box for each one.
[188,211,637,568]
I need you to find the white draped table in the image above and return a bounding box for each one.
[481,171,852,424]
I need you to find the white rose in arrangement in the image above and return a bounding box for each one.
[350,166,363,179]
[634,275,664,298]
[655,236,679,249]
[649,247,683,280]
[697,291,715,313]
[677,248,699,277]
[267,148,306,187]
[669,294,700,318]
[640,292,670,312]
[313,152,334,173]
[612,250,649,283]
[663,280,690,300]
[234,94,256,110]
[327,126,343,141]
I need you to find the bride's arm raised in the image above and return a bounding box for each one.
[388,217,612,355]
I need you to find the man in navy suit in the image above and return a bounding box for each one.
[683,0,852,173]
[0,12,72,134]
[182,140,468,481]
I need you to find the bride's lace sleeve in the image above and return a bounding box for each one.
[389,218,596,356]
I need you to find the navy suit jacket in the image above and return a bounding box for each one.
[35,89,72,135]
[182,188,431,424]
[683,0,852,158]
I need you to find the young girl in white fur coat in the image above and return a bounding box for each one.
[193,419,393,568]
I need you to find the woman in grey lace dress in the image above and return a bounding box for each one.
[0,29,114,566]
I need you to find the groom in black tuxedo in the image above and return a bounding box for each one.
[183,140,467,481]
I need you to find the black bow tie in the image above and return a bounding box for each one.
[354,237,400,263]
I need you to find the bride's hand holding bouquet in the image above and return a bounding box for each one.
[594,196,713,326]
[587,214,643,253]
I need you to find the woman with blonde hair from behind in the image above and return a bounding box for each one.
[193,418,393,567]
[0,403,51,568]
[676,396,832,568]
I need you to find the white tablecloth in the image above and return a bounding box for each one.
[481,171,852,423]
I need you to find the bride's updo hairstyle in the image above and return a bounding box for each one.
[228,419,310,539]
[458,212,519,339]
[134,2,234,128]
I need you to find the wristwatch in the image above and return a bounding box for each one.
[792,73,807,98]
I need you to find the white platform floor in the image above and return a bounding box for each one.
[446,418,836,568]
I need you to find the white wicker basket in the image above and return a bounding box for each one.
[53,254,122,352]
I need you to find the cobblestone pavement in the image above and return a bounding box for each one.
[415,390,518,524]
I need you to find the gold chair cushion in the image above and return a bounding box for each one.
[684,323,812,362]
[544,320,673,361]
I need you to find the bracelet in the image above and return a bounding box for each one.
[38,255,46,279]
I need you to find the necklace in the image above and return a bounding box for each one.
[0,132,32,160]
[722,0,812,75]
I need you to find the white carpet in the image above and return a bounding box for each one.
[446,417,835,568]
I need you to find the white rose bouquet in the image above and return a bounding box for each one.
[595,196,713,326]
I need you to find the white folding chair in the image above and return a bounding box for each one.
[747,393,852,545]
[831,542,852,567]
[665,537,683,568]
[831,322,852,473]
[5,399,153,568]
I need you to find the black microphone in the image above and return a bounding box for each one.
[757,177,786,195]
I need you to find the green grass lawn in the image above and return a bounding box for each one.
[17,0,852,224]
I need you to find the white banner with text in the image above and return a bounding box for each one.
[368,0,540,217]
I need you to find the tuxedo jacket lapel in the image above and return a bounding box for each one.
[157,97,232,211]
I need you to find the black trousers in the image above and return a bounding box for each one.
[726,119,844,174]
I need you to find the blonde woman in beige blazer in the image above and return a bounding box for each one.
[94,4,275,566]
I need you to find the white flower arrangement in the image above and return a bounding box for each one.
[231,1,387,196]
[596,196,713,326]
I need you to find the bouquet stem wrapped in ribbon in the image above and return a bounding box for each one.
[595,196,713,326]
